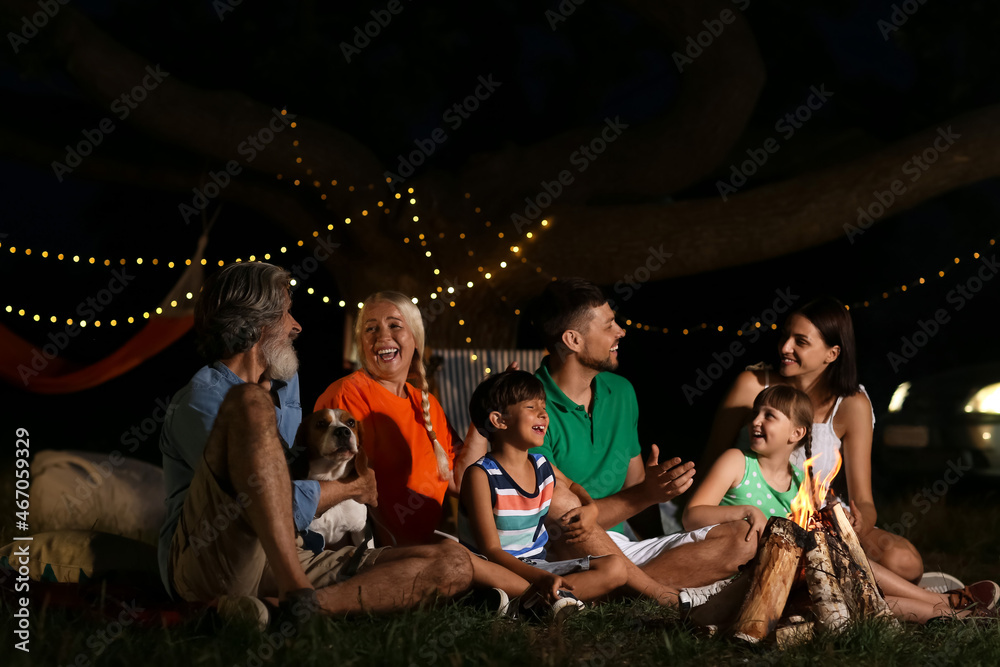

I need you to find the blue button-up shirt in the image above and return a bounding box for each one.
[157,361,318,597]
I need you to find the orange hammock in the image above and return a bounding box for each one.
[0,234,207,394]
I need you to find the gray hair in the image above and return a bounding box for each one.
[195,262,291,361]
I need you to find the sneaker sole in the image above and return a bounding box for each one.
[919,571,965,594]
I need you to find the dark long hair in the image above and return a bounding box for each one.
[789,296,859,397]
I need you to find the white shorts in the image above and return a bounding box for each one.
[607,524,716,567]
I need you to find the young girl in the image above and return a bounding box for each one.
[684,385,809,548]
[685,386,1000,623]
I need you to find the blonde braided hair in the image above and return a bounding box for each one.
[356,291,452,482]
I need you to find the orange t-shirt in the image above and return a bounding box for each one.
[313,370,456,546]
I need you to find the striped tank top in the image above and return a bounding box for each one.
[465,453,555,559]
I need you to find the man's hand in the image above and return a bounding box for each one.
[639,445,695,504]
[350,448,378,507]
[558,503,598,544]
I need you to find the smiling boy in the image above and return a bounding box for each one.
[460,369,628,615]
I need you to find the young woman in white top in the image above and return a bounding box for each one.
[699,296,924,582]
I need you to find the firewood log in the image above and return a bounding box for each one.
[775,617,814,649]
[687,572,751,630]
[731,517,808,643]
[804,530,851,631]
[821,504,895,620]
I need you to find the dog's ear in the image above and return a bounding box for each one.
[287,416,311,481]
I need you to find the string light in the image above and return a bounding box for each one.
[14,118,985,347]
[606,235,996,338]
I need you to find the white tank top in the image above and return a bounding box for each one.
[734,363,876,490]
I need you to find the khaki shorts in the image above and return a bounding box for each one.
[170,454,385,601]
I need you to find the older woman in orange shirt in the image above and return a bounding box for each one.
[314,291,462,547]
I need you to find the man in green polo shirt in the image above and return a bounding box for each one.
[527,278,758,605]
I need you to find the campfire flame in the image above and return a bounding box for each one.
[789,449,843,529]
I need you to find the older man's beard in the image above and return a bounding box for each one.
[260,330,299,381]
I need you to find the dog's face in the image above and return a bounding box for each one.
[292,409,363,481]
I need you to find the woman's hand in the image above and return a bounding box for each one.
[847,499,868,535]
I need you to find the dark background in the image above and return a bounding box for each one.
[2,0,998,500]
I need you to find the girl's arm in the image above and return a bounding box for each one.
[460,465,568,599]
[683,449,765,540]
[699,371,763,472]
[837,392,877,538]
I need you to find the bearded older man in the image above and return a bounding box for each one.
[158,262,473,623]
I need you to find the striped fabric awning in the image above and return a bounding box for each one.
[428,348,548,438]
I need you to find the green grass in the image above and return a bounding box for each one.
[2,596,999,667]
[2,464,999,666]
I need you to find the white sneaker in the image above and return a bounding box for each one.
[679,578,733,611]
[919,571,965,595]
[550,591,585,622]
[217,595,269,631]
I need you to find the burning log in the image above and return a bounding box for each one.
[803,529,851,632]
[690,449,897,645]
[730,517,808,643]
[821,504,895,620]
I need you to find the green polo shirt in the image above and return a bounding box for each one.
[531,358,642,533]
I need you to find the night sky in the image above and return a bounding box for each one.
[2,0,999,498]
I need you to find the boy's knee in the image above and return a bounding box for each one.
[547,484,582,519]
